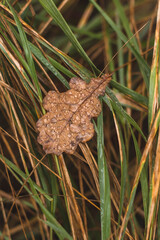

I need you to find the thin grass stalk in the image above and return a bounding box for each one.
[118,109,160,239]
[58,154,87,240]
[79,143,100,195]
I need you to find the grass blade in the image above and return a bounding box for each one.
[0,154,73,239]
[38,39,93,81]
[113,0,139,50]
[148,4,160,127]
[90,0,150,89]
[104,89,146,140]
[118,109,160,239]
[29,43,70,89]
[97,100,111,239]
[7,1,42,101]
[130,128,148,226]
[110,80,148,106]
[38,0,99,73]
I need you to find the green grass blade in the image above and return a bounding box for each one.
[0,30,31,74]
[130,128,148,226]
[47,56,75,79]
[7,1,42,101]
[97,100,111,240]
[104,93,148,232]
[42,220,73,240]
[38,39,93,81]
[0,232,9,240]
[119,109,160,239]
[29,43,70,89]
[113,0,139,50]
[116,15,125,85]
[0,43,40,115]
[70,25,102,39]
[116,123,127,226]
[148,41,159,126]
[0,154,53,201]
[0,154,72,239]
[103,96,127,225]
[90,0,150,89]
[104,89,146,141]
[38,0,99,73]
[48,157,59,214]
[110,80,148,106]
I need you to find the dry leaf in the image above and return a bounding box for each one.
[36,74,111,155]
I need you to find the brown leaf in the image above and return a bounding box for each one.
[36,74,111,155]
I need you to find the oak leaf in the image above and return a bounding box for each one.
[36,74,111,155]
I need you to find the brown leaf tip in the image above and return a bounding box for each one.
[36,74,111,155]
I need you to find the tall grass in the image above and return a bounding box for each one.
[0,0,159,239]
